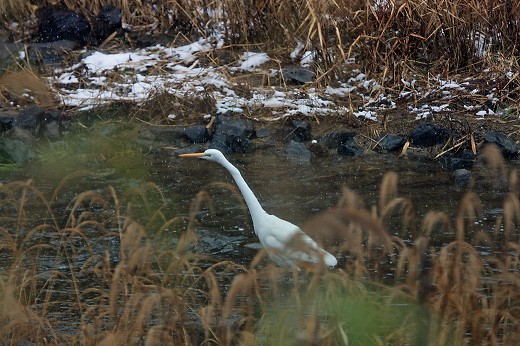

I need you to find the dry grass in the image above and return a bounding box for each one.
[1,1,518,92]
[1,144,520,344]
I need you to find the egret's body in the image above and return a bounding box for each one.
[180,149,337,267]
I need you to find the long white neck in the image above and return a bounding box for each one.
[218,158,267,232]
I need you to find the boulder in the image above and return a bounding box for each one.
[319,131,356,149]
[409,123,450,147]
[377,134,406,151]
[183,125,210,143]
[27,40,80,66]
[338,140,362,156]
[90,6,123,44]
[209,115,254,154]
[0,128,36,163]
[484,132,518,158]
[282,67,315,84]
[285,140,311,163]
[36,6,91,45]
[291,120,312,142]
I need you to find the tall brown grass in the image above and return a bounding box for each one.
[1,144,520,344]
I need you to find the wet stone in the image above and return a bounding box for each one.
[37,6,91,45]
[0,128,36,163]
[337,140,362,156]
[377,134,406,151]
[282,67,316,84]
[27,40,80,66]
[183,125,209,143]
[291,120,312,142]
[90,5,122,44]
[484,132,518,158]
[409,123,450,147]
[0,110,17,131]
[254,127,272,138]
[440,153,475,171]
[318,131,357,149]
[209,115,254,154]
[285,140,311,163]
[14,106,46,132]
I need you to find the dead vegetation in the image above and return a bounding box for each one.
[0,144,519,344]
[1,0,518,93]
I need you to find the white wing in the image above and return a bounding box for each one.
[255,214,337,267]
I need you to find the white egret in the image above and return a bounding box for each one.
[180,149,337,267]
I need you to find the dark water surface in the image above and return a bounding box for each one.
[1,125,518,340]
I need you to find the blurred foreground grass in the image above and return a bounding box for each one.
[1,145,520,344]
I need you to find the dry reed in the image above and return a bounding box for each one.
[2,144,520,344]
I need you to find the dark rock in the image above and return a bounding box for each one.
[90,6,122,44]
[440,153,475,171]
[209,115,254,154]
[282,67,315,84]
[27,40,80,66]
[453,169,472,187]
[0,110,17,131]
[183,125,210,143]
[41,110,69,139]
[0,107,68,138]
[37,6,91,45]
[0,128,36,163]
[319,131,356,149]
[255,127,272,138]
[377,134,406,151]
[484,132,518,157]
[337,140,362,156]
[409,123,450,147]
[14,106,46,132]
[285,140,311,163]
[291,120,312,142]
[0,42,22,74]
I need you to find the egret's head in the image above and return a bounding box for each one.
[179,149,225,163]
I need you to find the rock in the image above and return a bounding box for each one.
[0,128,36,163]
[409,123,450,147]
[183,125,210,143]
[0,110,17,131]
[90,5,122,44]
[377,134,406,151]
[453,169,472,187]
[285,140,311,163]
[319,131,356,149]
[42,110,69,139]
[282,67,315,84]
[36,6,91,45]
[255,127,272,138]
[484,132,518,157]
[0,42,22,75]
[440,150,475,171]
[209,115,254,154]
[291,120,312,142]
[337,140,362,156]
[26,40,80,66]
[14,106,46,132]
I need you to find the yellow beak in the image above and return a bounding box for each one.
[179,152,205,158]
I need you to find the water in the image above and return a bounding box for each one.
[2,122,518,342]
[0,124,512,263]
